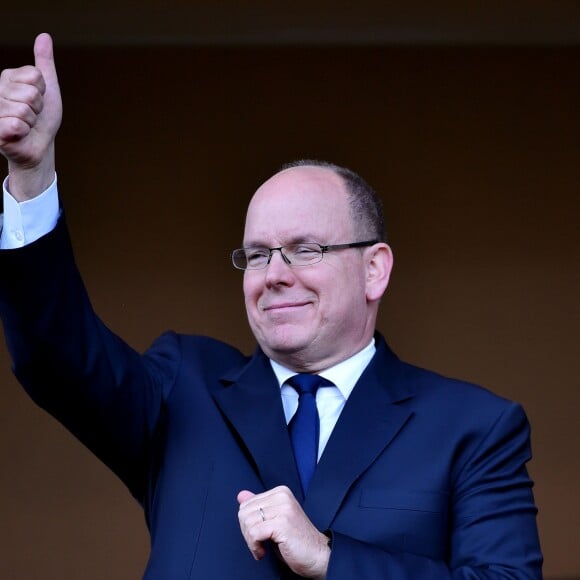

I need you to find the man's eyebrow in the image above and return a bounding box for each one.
[242,235,323,247]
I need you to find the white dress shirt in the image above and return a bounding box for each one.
[271,340,376,460]
[0,175,59,249]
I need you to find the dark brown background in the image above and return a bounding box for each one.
[0,38,578,579]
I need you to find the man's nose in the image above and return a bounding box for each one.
[265,248,294,284]
[267,248,291,266]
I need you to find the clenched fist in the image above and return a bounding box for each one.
[0,33,62,199]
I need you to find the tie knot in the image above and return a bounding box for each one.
[288,373,329,396]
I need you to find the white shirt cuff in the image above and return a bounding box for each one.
[0,174,60,249]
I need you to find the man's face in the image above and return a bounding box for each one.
[242,166,381,372]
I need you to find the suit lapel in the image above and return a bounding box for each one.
[211,336,414,526]
[303,337,414,530]
[213,350,303,498]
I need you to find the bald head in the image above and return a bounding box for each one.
[279,160,386,242]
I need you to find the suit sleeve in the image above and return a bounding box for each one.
[325,402,543,579]
[0,216,178,501]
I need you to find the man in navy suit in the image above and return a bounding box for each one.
[0,34,542,578]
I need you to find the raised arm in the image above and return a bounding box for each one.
[0,33,62,200]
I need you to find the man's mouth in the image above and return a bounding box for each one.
[262,301,310,312]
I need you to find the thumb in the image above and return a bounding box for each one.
[237,490,256,505]
[33,32,59,88]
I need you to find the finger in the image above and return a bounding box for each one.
[1,83,44,116]
[33,33,59,91]
[0,117,32,145]
[247,537,268,561]
[239,517,269,560]
[237,492,272,561]
[0,66,45,94]
[0,101,37,132]
[236,489,256,505]
[237,498,268,530]
[238,485,292,507]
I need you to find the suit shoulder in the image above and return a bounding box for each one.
[396,361,532,467]
[374,335,515,412]
[146,331,248,365]
[148,331,253,377]
[399,359,518,415]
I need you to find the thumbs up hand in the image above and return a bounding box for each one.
[0,33,62,199]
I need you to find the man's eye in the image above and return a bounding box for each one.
[247,249,269,263]
[294,245,319,255]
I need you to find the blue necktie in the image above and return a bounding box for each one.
[288,373,331,494]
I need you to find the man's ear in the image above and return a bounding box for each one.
[365,243,393,302]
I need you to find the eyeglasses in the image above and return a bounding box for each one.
[231,240,379,270]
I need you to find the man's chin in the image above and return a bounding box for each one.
[259,333,312,359]
[266,340,306,356]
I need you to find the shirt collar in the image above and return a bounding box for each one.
[269,338,376,401]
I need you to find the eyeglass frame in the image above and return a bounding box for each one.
[231,240,380,270]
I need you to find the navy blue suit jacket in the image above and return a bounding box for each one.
[0,219,542,578]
